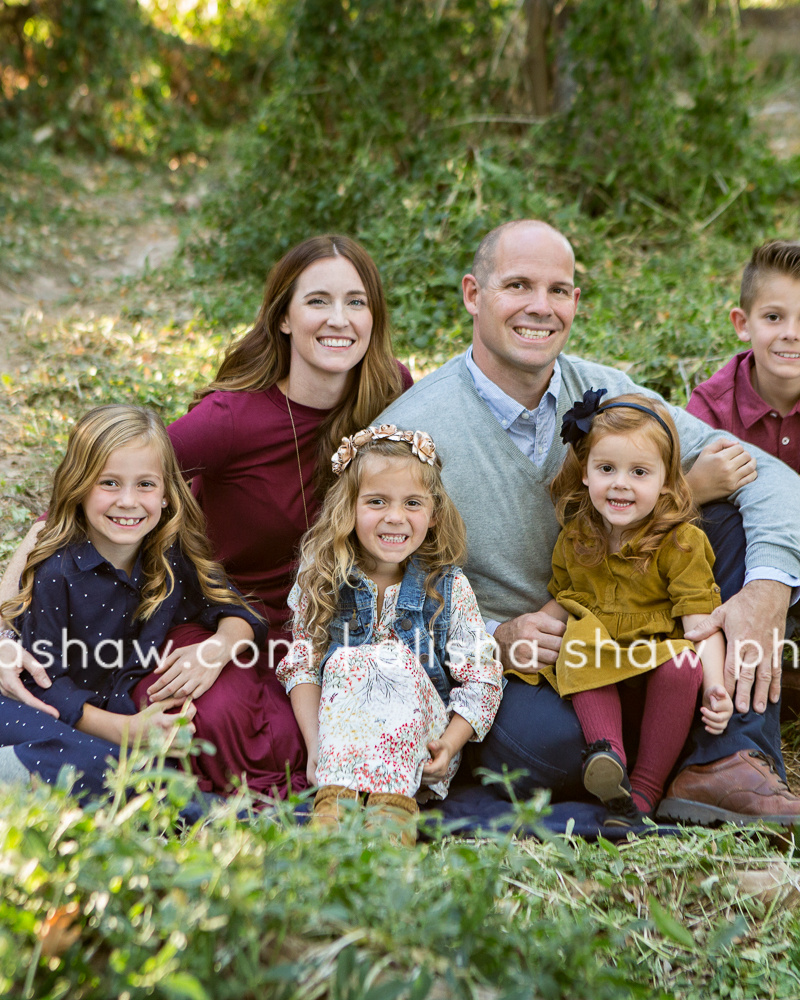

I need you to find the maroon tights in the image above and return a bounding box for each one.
[572,654,704,813]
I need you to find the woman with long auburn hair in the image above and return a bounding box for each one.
[140,234,412,798]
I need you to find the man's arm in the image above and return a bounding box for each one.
[670,405,800,579]
[685,580,789,714]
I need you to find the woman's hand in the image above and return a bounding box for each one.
[147,640,228,701]
[701,684,734,735]
[0,638,58,717]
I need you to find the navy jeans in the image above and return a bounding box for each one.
[467,501,787,800]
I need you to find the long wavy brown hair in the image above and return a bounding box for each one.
[193,234,404,488]
[295,438,467,661]
[550,394,696,572]
[2,405,257,625]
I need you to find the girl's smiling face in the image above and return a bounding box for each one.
[82,439,166,572]
[354,455,435,584]
[582,431,667,547]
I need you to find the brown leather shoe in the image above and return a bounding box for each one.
[656,751,800,826]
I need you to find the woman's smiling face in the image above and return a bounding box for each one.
[280,256,373,392]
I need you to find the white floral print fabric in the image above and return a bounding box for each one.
[277,571,502,799]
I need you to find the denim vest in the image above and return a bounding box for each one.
[319,559,459,702]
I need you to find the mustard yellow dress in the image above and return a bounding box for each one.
[543,523,721,696]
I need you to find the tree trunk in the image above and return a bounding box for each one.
[524,0,551,115]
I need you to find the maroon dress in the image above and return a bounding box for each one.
[133,369,412,799]
[133,385,326,798]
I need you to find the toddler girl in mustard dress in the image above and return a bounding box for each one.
[544,391,733,826]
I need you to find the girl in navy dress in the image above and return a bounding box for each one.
[0,404,266,799]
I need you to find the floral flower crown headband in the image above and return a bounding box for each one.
[560,388,674,448]
[332,425,437,477]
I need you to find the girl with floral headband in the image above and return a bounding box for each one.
[276,426,503,844]
[540,391,732,827]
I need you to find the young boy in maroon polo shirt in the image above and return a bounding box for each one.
[688,240,800,473]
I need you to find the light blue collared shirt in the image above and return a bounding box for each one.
[465,347,560,467]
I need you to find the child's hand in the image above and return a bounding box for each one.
[685,439,757,505]
[126,698,196,754]
[701,684,734,734]
[306,748,319,787]
[147,639,230,701]
[421,737,457,784]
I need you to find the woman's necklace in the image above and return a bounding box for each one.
[284,389,310,532]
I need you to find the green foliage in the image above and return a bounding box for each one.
[0,0,282,154]
[556,0,787,232]
[3,760,800,999]
[190,0,511,346]
[193,0,797,361]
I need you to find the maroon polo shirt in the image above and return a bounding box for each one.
[687,349,800,474]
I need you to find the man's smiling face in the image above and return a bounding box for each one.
[463,222,580,398]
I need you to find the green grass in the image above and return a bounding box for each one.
[2,759,800,1000]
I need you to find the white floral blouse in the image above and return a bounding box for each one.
[277,570,503,799]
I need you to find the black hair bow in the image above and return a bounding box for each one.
[559,387,608,446]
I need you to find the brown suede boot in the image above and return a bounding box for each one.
[311,785,359,830]
[365,792,418,846]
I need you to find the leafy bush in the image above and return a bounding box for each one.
[555,0,788,233]
[193,0,797,364]
[0,0,282,154]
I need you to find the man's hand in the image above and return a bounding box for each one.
[685,439,757,506]
[684,580,790,714]
[0,638,59,718]
[493,605,567,673]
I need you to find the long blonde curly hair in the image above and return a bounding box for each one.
[296,438,466,661]
[550,393,696,572]
[2,404,257,626]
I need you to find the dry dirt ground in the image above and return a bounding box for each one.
[0,161,195,530]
